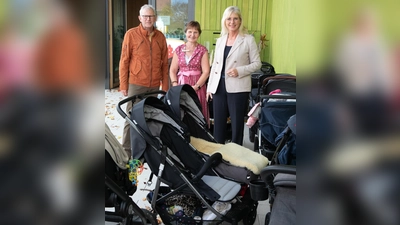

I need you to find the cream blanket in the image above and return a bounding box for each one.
[190,136,269,175]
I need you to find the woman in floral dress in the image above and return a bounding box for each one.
[170,21,210,125]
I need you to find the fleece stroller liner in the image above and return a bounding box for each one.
[118,95,258,225]
[165,84,269,184]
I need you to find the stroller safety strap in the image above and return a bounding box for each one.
[201,175,241,201]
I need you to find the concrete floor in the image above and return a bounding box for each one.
[105,88,270,225]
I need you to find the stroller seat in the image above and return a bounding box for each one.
[202,175,241,201]
[269,173,296,225]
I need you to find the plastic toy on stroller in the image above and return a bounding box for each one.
[105,123,157,225]
[117,93,264,225]
[250,75,296,159]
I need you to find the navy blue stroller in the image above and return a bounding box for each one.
[252,75,296,160]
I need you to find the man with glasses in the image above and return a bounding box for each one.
[119,4,169,158]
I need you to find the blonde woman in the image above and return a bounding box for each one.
[206,6,261,145]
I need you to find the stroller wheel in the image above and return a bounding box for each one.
[141,209,158,225]
[242,200,258,225]
[265,212,271,225]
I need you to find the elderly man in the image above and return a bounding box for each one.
[119,4,169,157]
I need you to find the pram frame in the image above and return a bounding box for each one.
[117,94,246,225]
[105,173,155,224]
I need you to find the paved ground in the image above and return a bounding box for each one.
[105,88,269,225]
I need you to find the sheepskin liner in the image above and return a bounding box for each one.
[190,136,269,175]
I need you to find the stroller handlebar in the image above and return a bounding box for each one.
[260,165,296,183]
[192,153,222,182]
[117,91,167,119]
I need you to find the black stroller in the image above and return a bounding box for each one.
[105,123,157,225]
[251,75,296,159]
[117,93,261,225]
[249,62,276,110]
[164,84,269,184]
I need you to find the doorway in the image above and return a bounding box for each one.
[107,0,147,89]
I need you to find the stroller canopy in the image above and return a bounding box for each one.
[165,84,214,142]
[165,85,205,125]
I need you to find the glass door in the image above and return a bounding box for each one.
[110,0,125,88]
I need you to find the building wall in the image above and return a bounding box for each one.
[195,0,295,75]
[268,0,295,74]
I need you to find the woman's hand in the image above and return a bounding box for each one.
[226,68,238,77]
[206,92,213,101]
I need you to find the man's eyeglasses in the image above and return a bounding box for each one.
[141,15,155,19]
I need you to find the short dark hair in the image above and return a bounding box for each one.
[185,21,202,35]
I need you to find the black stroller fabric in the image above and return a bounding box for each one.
[165,85,268,184]
[164,84,214,142]
[129,97,219,199]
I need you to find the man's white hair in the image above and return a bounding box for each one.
[139,4,156,16]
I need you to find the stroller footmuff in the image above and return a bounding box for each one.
[105,123,157,225]
[117,95,259,225]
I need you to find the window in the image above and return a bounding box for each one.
[154,0,194,40]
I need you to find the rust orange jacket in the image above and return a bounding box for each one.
[119,25,169,91]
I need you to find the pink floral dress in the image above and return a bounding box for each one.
[175,44,209,125]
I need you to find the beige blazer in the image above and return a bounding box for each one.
[207,34,261,93]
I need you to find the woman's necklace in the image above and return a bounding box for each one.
[182,43,197,52]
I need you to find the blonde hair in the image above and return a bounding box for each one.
[220,6,247,36]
